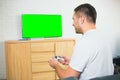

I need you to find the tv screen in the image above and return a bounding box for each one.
[22,14,62,38]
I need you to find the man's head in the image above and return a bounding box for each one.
[72,3,97,34]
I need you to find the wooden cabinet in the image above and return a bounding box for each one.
[5,39,75,80]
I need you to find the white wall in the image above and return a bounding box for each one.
[0,0,120,79]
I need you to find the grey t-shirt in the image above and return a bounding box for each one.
[70,30,114,80]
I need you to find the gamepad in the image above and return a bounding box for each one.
[55,56,64,61]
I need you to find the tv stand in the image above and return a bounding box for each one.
[5,38,75,80]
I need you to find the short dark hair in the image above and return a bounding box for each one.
[74,3,97,24]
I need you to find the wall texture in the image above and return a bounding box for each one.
[0,0,120,79]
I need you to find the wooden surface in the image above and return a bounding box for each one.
[5,43,32,80]
[5,39,75,80]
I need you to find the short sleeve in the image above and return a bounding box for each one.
[69,39,90,72]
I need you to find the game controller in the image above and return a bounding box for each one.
[55,56,64,61]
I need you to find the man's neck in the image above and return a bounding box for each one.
[83,23,96,35]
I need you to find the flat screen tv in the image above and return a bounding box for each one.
[21,14,62,38]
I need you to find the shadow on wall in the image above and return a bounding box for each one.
[0,41,6,79]
[114,37,120,58]
[0,41,5,59]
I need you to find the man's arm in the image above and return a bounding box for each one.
[48,57,80,79]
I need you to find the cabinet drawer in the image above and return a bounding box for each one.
[32,62,54,72]
[32,52,54,62]
[31,43,54,52]
[32,71,55,80]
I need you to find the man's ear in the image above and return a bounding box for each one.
[78,15,85,24]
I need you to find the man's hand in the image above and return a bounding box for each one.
[59,56,70,65]
[48,57,59,69]
[48,56,80,79]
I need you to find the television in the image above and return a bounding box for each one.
[21,14,62,38]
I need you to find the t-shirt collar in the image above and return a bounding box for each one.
[83,29,96,36]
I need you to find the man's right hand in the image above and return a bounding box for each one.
[59,56,70,65]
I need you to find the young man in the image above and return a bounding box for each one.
[48,3,114,80]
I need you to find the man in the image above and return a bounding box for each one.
[48,3,114,80]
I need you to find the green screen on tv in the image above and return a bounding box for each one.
[22,14,62,38]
